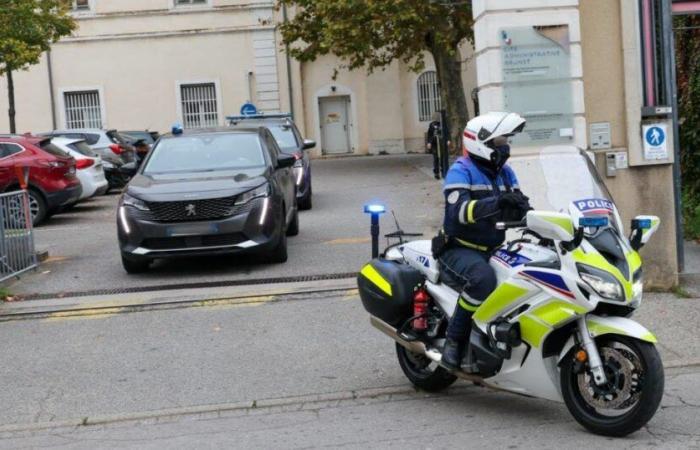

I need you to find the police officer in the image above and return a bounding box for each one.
[438,112,531,370]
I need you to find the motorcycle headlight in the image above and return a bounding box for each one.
[577,264,624,301]
[122,192,149,211]
[235,183,270,205]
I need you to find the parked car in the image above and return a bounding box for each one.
[228,114,315,210]
[0,135,81,225]
[117,127,299,273]
[41,129,136,190]
[51,137,109,199]
[121,130,160,145]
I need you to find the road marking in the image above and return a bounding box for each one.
[44,307,123,322]
[342,289,359,300]
[192,295,276,310]
[324,237,371,245]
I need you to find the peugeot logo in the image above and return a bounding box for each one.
[185,204,197,216]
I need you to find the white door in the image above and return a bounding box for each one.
[319,96,350,154]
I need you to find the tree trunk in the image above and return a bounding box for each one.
[7,69,16,134]
[429,41,470,156]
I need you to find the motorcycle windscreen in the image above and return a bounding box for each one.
[508,146,624,234]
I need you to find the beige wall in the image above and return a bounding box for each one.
[580,0,678,287]
[0,1,478,158]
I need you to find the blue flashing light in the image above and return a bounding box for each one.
[364,204,386,215]
[635,218,652,229]
[579,216,609,228]
[172,123,184,135]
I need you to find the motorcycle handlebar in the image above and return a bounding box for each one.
[495,220,526,231]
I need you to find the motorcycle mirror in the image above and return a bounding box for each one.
[629,215,660,251]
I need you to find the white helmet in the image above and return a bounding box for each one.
[463,112,526,170]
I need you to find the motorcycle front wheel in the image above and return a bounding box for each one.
[560,336,664,437]
[395,343,457,392]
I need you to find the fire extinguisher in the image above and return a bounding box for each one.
[412,288,430,331]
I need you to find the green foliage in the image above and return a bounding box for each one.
[278,0,473,75]
[675,16,700,240]
[0,0,76,74]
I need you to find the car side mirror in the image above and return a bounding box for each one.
[629,215,660,251]
[303,139,316,150]
[119,161,139,176]
[277,154,296,169]
[526,210,575,242]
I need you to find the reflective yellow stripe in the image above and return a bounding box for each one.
[360,264,392,297]
[519,315,551,348]
[467,200,477,223]
[530,301,586,327]
[455,238,489,252]
[458,297,479,312]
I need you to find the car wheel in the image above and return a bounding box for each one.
[268,228,288,263]
[287,207,299,236]
[28,190,49,226]
[121,253,150,274]
[299,186,312,211]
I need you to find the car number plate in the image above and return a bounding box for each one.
[167,223,219,237]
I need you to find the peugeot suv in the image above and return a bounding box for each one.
[117,128,299,273]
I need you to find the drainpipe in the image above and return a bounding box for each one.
[47,49,57,130]
[282,4,295,120]
[661,0,685,272]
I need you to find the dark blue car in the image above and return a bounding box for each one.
[228,114,315,210]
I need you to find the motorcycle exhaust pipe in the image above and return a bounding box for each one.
[369,316,429,356]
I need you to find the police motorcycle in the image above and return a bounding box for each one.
[357,147,664,437]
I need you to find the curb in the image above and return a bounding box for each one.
[0,278,359,319]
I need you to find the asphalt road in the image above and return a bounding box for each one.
[0,291,698,448]
[9,155,443,297]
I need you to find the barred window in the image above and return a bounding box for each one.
[417,71,442,122]
[64,90,102,129]
[180,83,219,129]
[72,0,89,10]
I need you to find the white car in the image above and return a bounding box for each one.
[51,137,109,199]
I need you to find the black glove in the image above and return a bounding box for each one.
[498,192,532,222]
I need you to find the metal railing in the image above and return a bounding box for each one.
[0,190,37,282]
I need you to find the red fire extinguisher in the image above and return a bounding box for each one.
[412,288,430,331]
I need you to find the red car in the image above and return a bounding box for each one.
[0,135,82,225]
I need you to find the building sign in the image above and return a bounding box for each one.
[642,123,669,160]
[501,25,574,146]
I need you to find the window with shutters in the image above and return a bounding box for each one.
[180,83,219,129]
[417,71,442,122]
[63,90,103,129]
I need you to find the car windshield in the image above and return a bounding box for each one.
[269,125,298,153]
[123,131,155,144]
[67,141,97,157]
[144,133,266,174]
[39,141,71,158]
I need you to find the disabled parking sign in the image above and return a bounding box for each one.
[642,123,669,160]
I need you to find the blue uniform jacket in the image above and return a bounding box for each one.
[443,157,520,250]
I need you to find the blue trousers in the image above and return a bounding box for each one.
[440,246,497,341]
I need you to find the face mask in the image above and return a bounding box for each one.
[490,144,511,171]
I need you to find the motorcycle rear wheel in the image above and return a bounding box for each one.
[560,336,664,437]
[396,343,457,392]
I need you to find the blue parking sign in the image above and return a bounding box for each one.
[240,102,258,116]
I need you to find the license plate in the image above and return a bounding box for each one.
[167,223,218,237]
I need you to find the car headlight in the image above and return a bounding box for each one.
[122,192,150,211]
[235,183,270,205]
[577,264,624,301]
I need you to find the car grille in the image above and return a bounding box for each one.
[132,197,257,223]
[141,233,248,250]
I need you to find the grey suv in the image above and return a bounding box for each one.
[228,114,315,210]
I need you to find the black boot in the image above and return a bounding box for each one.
[442,338,465,370]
